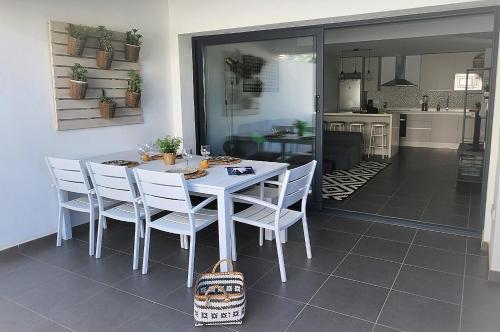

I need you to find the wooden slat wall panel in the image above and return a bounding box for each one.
[49,21,143,130]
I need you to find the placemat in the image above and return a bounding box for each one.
[102,160,140,168]
[208,156,241,165]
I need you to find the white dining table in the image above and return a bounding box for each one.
[63,150,288,272]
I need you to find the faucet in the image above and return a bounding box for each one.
[445,95,450,111]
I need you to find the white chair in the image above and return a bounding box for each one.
[46,157,116,256]
[86,162,157,270]
[133,168,218,287]
[230,160,317,282]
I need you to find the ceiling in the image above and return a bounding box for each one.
[325,32,494,57]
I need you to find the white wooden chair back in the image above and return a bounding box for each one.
[277,160,317,210]
[86,162,137,206]
[46,157,92,196]
[133,168,192,215]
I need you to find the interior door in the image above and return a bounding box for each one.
[193,28,324,209]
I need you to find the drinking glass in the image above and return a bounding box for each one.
[201,145,211,159]
[137,144,146,161]
[182,148,193,168]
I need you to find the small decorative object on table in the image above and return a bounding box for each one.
[96,26,114,69]
[208,156,241,165]
[66,24,91,56]
[126,71,142,107]
[99,91,116,119]
[294,120,307,137]
[125,28,142,62]
[102,160,139,168]
[156,136,182,165]
[194,259,245,326]
[137,144,151,162]
[69,63,88,99]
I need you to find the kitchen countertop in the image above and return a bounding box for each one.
[324,112,391,117]
[386,109,477,117]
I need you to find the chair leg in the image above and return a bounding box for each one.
[259,228,264,246]
[302,217,312,259]
[95,215,105,259]
[231,221,237,261]
[103,219,108,229]
[142,225,152,274]
[274,230,287,282]
[180,235,185,248]
[184,235,189,250]
[187,233,196,288]
[140,220,145,239]
[56,206,63,247]
[132,221,141,270]
[89,209,95,256]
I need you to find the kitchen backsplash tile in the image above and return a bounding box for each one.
[368,86,484,110]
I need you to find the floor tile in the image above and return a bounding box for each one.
[465,254,489,280]
[287,305,373,332]
[320,217,372,234]
[114,263,187,302]
[466,238,488,256]
[378,290,460,332]
[0,297,44,332]
[334,254,400,288]
[341,200,384,214]
[309,229,361,252]
[405,245,465,275]
[378,205,423,220]
[372,325,400,332]
[460,303,500,332]
[365,223,416,243]
[310,276,388,322]
[238,241,283,262]
[74,252,138,285]
[0,247,33,278]
[394,265,462,304]
[413,230,466,253]
[53,288,154,332]
[384,197,428,211]
[252,266,328,302]
[352,237,409,263]
[14,272,107,319]
[159,283,198,314]
[232,255,276,287]
[28,320,72,332]
[305,210,335,227]
[160,243,220,273]
[284,243,346,275]
[462,277,500,310]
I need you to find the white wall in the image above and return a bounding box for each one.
[0,0,171,250]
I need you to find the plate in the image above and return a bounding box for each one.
[165,167,199,175]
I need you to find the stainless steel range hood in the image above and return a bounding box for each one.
[381,56,416,87]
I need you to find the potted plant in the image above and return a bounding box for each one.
[66,24,91,56]
[96,26,114,69]
[294,120,307,137]
[99,90,116,119]
[69,63,88,99]
[156,136,182,165]
[125,28,142,62]
[126,71,142,107]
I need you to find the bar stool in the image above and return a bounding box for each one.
[329,121,346,131]
[368,122,389,159]
[350,122,366,154]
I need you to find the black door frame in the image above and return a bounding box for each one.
[192,27,325,209]
[191,6,500,228]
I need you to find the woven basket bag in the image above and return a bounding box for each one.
[194,259,245,326]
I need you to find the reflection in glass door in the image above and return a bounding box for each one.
[194,30,323,206]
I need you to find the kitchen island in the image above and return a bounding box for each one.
[324,112,399,157]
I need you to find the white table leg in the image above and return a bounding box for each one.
[217,191,232,272]
[61,191,72,240]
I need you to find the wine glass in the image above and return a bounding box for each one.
[182,148,193,168]
[201,145,211,159]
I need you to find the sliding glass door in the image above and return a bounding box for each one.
[193,28,324,207]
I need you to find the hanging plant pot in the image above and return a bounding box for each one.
[163,153,176,165]
[125,91,141,108]
[99,101,116,119]
[125,44,140,62]
[96,50,113,69]
[67,37,86,56]
[69,80,87,99]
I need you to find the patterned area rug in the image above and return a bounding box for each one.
[323,161,389,201]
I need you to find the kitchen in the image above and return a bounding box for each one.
[321,16,494,232]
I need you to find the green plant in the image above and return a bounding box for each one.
[156,136,182,154]
[66,24,91,40]
[128,71,142,93]
[126,28,142,46]
[97,26,113,52]
[69,63,88,81]
[100,96,113,103]
[294,120,307,136]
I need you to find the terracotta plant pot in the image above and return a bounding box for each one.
[96,50,113,69]
[69,80,87,99]
[67,37,86,56]
[163,153,176,165]
[99,101,116,119]
[126,91,141,108]
[125,44,140,62]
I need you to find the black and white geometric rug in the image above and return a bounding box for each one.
[323,161,389,201]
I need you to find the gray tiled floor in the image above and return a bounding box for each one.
[0,215,498,332]
[324,147,482,231]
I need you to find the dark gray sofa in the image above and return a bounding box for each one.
[323,131,363,171]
